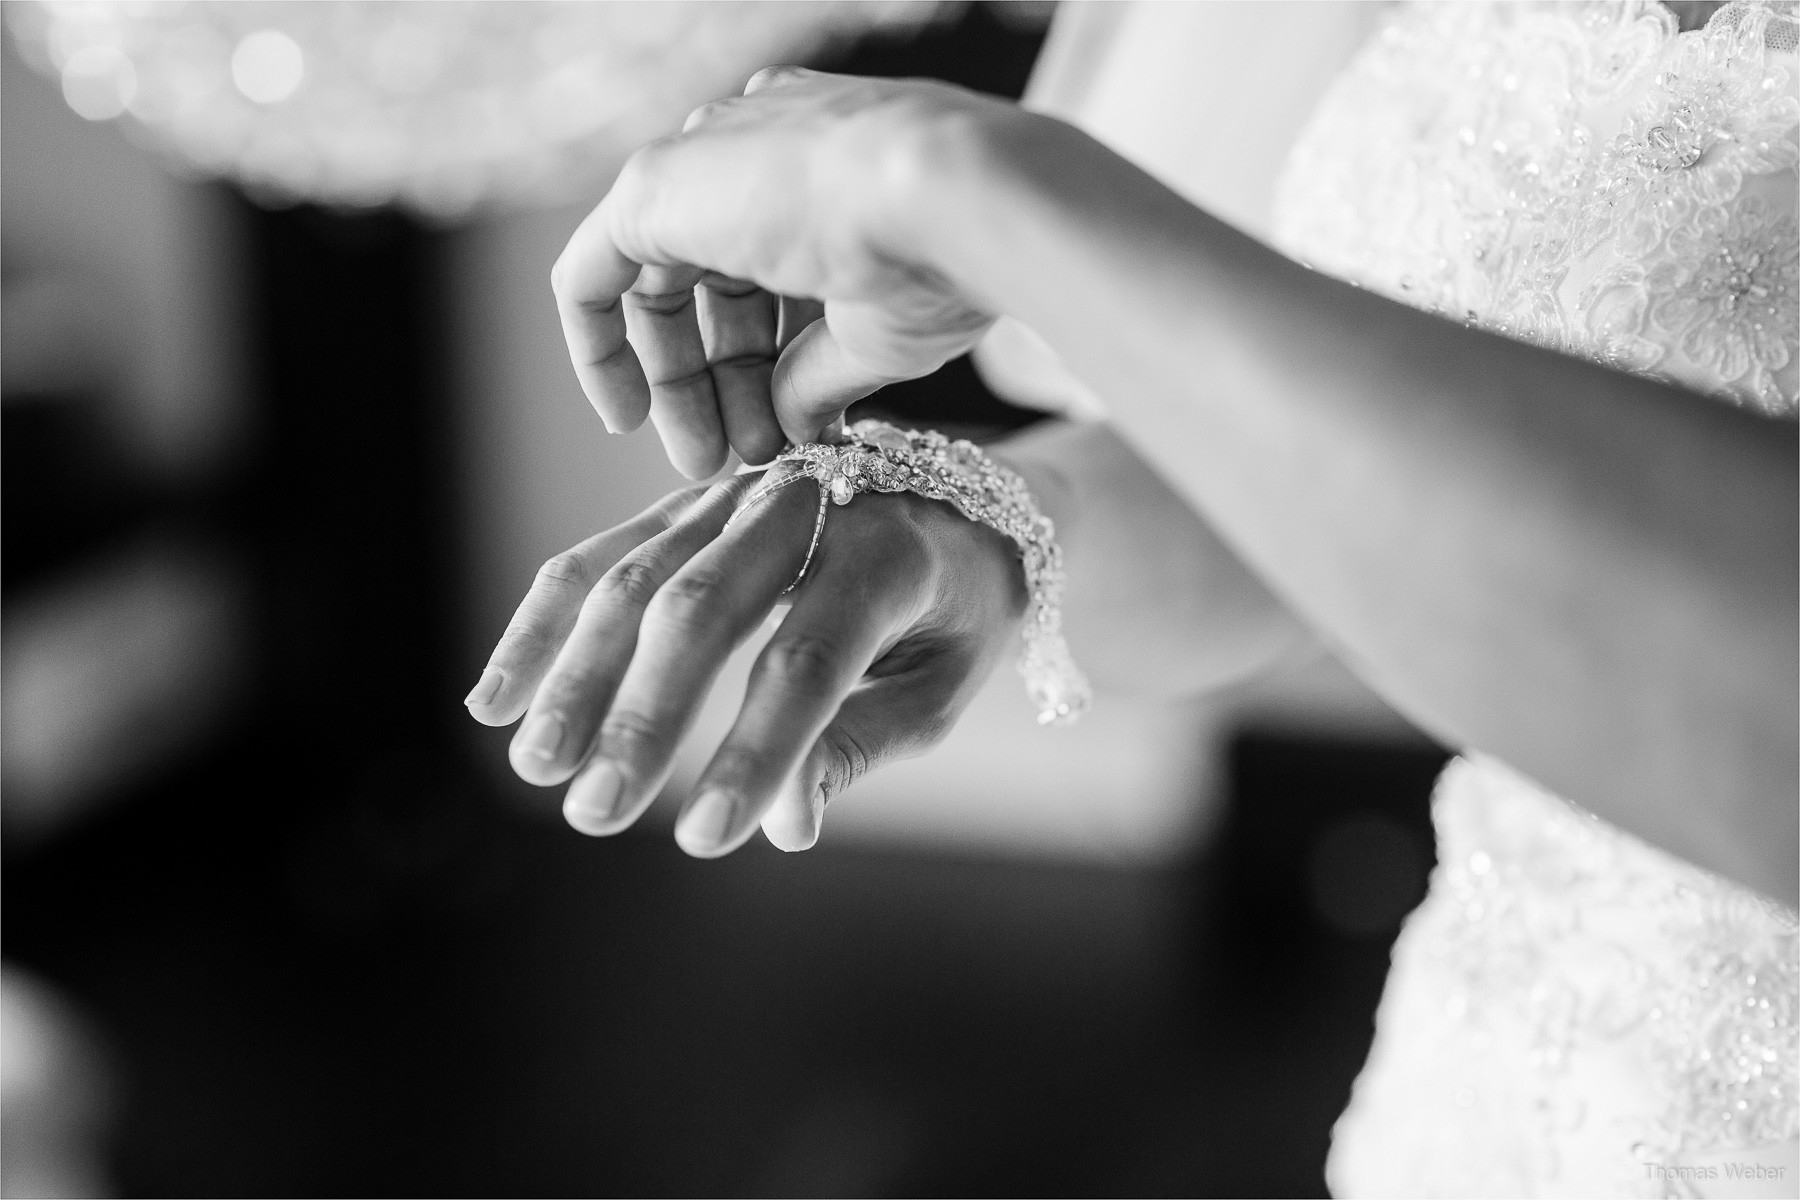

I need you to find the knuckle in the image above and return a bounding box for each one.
[550,249,590,299]
[647,362,713,391]
[612,146,651,192]
[624,287,696,317]
[495,621,550,660]
[711,474,756,510]
[591,556,664,610]
[536,664,603,711]
[584,345,628,372]
[705,743,764,788]
[653,483,711,522]
[839,502,933,588]
[643,565,725,631]
[887,514,937,581]
[684,98,731,130]
[536,551,593,592]
[762,633,847,691]
[599,706,672,761]
[746,64,800,93]
[699,272,760,299]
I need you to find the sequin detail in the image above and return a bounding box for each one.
[1274,0,1798,414]
[1328,758,1797,1196]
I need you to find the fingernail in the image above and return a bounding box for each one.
[676,790,737,855]
[518,714,564,760]
[464,667,504,707]
[563,761,624,833]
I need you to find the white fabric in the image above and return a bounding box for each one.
[1326,758,1798,1196]
[1012,2,1799,1194]
[1273,0,1799,414]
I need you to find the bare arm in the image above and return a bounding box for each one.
[993,419,1311,702]
[926,115,1798,904]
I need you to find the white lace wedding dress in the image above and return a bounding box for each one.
[994,2,1799,1194]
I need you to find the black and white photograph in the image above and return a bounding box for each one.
[2,1,1796,1196]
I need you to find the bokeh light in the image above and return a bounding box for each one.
[7,1,947,221]
[230,29,304,105]
[59,43,134,120]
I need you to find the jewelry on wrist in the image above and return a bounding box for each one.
[738,418,1092,726]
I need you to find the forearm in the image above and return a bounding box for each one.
[993,419,1310,700]
[925,112,1799,901]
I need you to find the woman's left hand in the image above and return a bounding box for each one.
[464,468,1027,855]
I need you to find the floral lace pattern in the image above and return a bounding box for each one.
[1273,0,1798,413]
[1326,759,1797,1197]
[1270,3,1800,1195]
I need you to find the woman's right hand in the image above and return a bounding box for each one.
[552,66,1025,476]
[464,465,1029,856]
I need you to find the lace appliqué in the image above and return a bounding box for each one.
[1442,760,1796,1160]
[1273,0,1799,414]
[1327,758,1798,1197]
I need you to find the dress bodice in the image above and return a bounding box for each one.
[1268,3,1799,1194]
[1273,0,1798,414]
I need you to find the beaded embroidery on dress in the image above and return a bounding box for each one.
[1269,3,1799,1195]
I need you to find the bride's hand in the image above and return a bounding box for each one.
[553,67,1016,477]
[464,470,1026,855]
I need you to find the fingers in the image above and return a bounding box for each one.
[465,485,707,727]
[552,208,654,435]
[507,478,750,786]
[556,64,821,467]
[556,208,776,476]
[671,531,935,858]
[580,248,784,472]
[697,275,784,465]
[560,476,823,836]
[623,263,732,479]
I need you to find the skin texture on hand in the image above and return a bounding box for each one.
[552,66,1002,477]
[466,468,1025,857]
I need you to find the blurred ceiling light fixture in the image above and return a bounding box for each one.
[230,29,306,105]
[6,1,955,222]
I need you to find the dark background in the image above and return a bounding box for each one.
[3,7,1445,1195]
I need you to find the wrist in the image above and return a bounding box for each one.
[882,95,1066,308]
[989,419,1087,539]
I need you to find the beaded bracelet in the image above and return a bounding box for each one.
[735,419,1091,726]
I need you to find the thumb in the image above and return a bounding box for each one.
[771,314,907,444]
[760,664,968,852]
[772,301,995,444]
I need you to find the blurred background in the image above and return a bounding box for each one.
[2,3,1446,1195]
